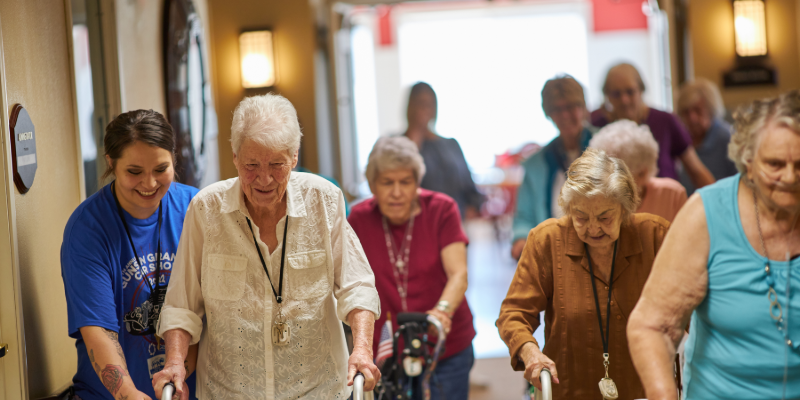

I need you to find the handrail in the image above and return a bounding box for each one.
[421,314,445,400]
[161,382,175,400]
[353,372,365,400]
[534,368,552,400]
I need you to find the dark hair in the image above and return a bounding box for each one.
[407,82,438,122]
[102,109,176,180]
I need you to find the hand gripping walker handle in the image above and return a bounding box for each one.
[534,368,553,400]
[161,382,176,400]
[353,372,365,400]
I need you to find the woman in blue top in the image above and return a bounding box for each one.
[61,110,199,400]
[627,91,800,399]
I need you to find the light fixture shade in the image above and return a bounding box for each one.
[239,30,276,88]
[733,0,767,57]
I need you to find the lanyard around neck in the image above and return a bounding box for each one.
[246,215,289,304]
[112,181,163,293]
[586,241,618,354]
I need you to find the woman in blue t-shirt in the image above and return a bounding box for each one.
[61,110,199,400]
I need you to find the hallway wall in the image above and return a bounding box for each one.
[207,0,319,179]
[688,0,800,110]
[0,0,82,396]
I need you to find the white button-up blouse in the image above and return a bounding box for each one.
[157,173,381,400]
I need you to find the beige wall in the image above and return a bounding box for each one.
[0,0,82,396]
[688,0,800,110]
[208,0,319,179]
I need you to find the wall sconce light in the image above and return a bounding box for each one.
[239,30,275,88]
[723,0,775,87]
[733,0,767,57]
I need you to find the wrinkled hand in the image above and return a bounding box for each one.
[152,361,188,400]
[425,309,452,337]
[347,345,381,392]
[519,342,559,391]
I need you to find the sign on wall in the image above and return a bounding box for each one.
[9,104,36,194]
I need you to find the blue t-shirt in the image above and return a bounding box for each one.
[61,182,199,400]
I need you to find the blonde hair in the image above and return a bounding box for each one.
[230,93,303,155]
[365,136,426,187]
[677,78,725,119]
[729,91,800,174]
[558,148,640,223]
[589,120,659,178]
[541,75,587,118]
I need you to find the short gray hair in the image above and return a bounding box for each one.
[365,136,426,186]
[230,93,303,154]
[558,148,640,223]
[589,120,659,177]
[730,90,800,174]
[677,78,725,119]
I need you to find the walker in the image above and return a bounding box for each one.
[375,312,446,400]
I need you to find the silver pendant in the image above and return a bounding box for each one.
[403,356,423,377]
[598,378,619,399]
[272,322,291,346]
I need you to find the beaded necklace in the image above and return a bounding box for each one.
[381,214,416,312]
[753,191,796,399]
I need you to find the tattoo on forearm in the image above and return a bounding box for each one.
[103,329,127,365]
[101,364,129,396]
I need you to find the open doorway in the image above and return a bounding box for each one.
[336,0,673,362]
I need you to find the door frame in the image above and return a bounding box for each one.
[0,13,30,400]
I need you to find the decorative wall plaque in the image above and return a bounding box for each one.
[9,104,37,193]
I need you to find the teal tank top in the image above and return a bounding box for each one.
[685,174,800,398]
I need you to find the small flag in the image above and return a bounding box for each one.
[375,313,393,368]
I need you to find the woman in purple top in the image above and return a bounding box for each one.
[590,63,715,189]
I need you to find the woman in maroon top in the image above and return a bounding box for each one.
[349,136,476,400]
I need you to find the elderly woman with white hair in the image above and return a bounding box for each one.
[348,136,475,400]
[676,78,739,195]
[151,94,382,400]
[590,120,687,222]
[628,92,800,399]
[497,148,669,399]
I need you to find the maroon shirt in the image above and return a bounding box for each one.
[349,189,476,360]
[591,107,691,180]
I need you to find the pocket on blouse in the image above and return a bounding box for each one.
[287,250,329,300]
[205,254,248,301]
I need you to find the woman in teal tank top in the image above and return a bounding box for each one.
[627,91,800,400]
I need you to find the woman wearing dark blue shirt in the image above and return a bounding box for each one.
[61,110,198,400]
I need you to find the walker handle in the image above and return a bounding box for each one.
[353,372,365,400]
[161,382,175,400]
[534,368,553,400]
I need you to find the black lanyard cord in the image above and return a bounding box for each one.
[112,181,163,294]
[246,215,289,303]
[586,240,618,354]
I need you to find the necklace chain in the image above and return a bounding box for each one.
[753,190,794,400]
[382,214,415,312]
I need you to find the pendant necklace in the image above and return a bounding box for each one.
[585,241,620,400]
[246,214,291,346]
[753,191,796,399]
[382,213,415,312]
